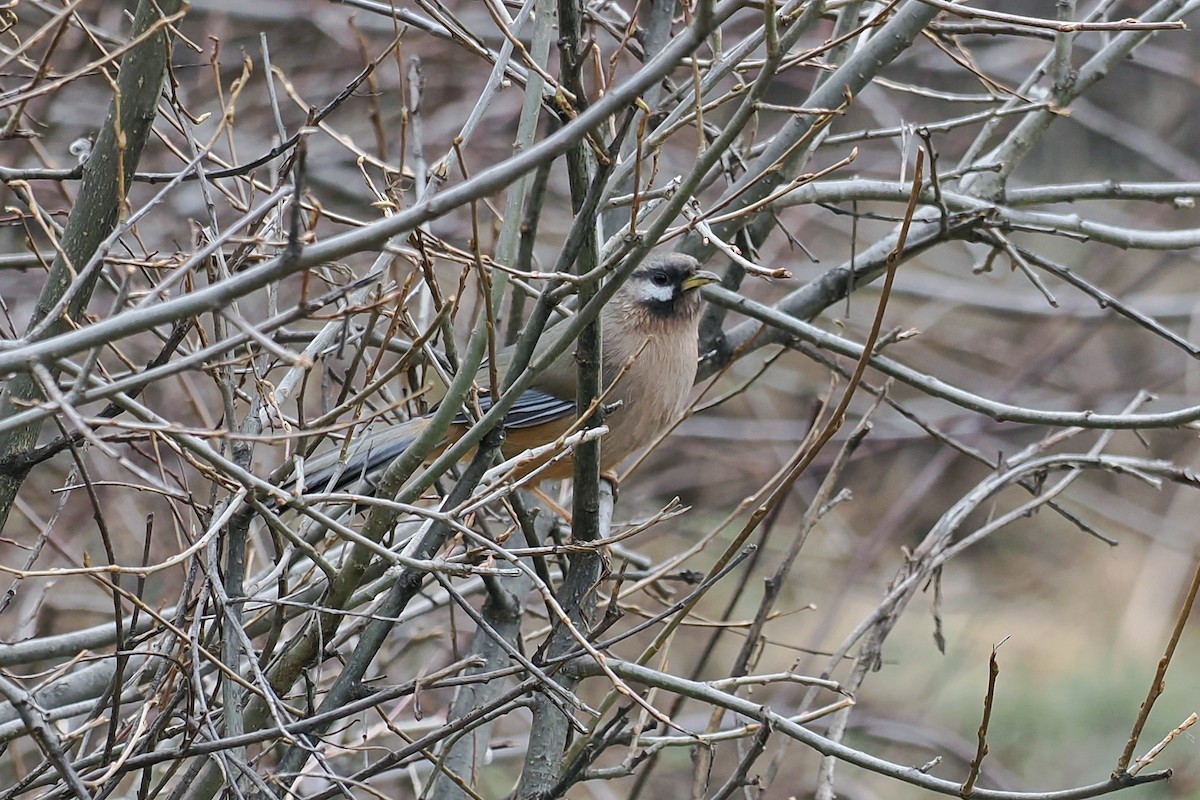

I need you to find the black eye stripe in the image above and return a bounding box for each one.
[633,268,688,287]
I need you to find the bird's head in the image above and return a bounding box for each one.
[616,254,719,327]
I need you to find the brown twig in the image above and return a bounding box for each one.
[962,641,1006,797]
[1113,558,1200,776]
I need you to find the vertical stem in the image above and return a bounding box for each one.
[0,0,184,530]
[1053,0,1078,101]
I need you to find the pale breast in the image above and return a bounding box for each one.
[597,322,699,471]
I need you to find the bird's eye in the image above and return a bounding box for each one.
[651,271,671,287]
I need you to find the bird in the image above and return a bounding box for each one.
[292,253,719,497]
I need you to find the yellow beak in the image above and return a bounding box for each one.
[681,270,721,292]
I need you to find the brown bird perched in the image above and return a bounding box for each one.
[295,254,719,495]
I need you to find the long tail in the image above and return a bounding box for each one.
[291,416,432,496]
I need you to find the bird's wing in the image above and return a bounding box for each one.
[454,387,575,430]
[289,322,581,498]
[292,417,429,495]
[466,319,580,429]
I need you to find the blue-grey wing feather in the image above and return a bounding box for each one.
[452,388,574,429]
[294,423,421,495]
[294,389,573,497]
